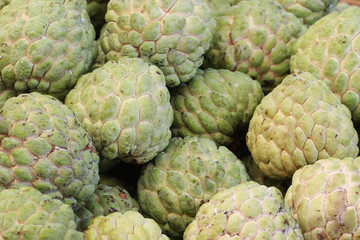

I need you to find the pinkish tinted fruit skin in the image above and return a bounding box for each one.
[0,92,100,210]
[285,157,360,239]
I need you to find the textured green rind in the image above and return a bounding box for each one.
[75,184,138,231]
[0,0,97,100]
[0,187,83,240]
[86,0,108,33]
[204,0,303,94]
[184,181,303,240]
[99,0,216,88]
[285,157,360,239]
[0,92,100,210]
[84,211,170,240]
[275,0,338,25]
[171,68,263,146]
[137,136,250,239]
[246,72,359,180]
[291,6,360,123]
[65,57,173,164]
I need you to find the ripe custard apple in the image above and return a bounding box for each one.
[285,157,360,239]
[171,68,264,146]
[99,0,216,87]
[291,6,360,123]
[0,187,83,240]
[75,184,138,231]
[274,0,338,25]
[0,0,97,100]
[204,0,303,93]
[84,211,170,240]
[246,72,359,180]
[65,57,173,164]
[184,181,303,240]
[0,92,100,210]
[137,136,250,239]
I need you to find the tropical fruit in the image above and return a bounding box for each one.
[171,68,263,146]
[137,136,250,239]
[99,0,216,87]
[246,72,359,179]
[65,57,173,164]
[184,181,303,239]
[0,92,100,209]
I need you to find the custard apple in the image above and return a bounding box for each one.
[65,57,173,164]
[0,0,97,100]
[0,92,100,209]
[184,181,303,240]
[291,6,360,123]
[204,0,303,93]
[171,68,263,146]
[137,136,250,239]
[0,187,83,240]
[84,211,170,240]
[99,0,216,87]
[246,72,359,180]
[86,0,108,33]
[285,157,360,239]
[274,0,338,25]
[75,184,138,231]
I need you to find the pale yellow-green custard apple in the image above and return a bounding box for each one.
[184,181,303,240]
[0,187,83,240]
[246,72,359,180]
[84,211,170,240]
[291,6,360,123]
[285,157,360,239]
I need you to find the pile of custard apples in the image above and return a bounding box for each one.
[1,0,360,239]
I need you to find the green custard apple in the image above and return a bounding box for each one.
[65,57,173,164]
[291,6,360,123]
[0,0,97,100]
[137,136,250,239]
[0,187,83,240]
[0,92,100,210]
[84,211,170,240]
[204,0,303,93]
[285,157,360,239]
[171,68,263,146]
[246,72,359,179]
[99,0,216,87]
[184,181,303,239]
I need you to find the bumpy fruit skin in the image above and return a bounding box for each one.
[65,57,173,164]
[0,187,83,240]
[205,0,303,93]
[246,72,359,180]
[137,136,250,239]
[285,158,360,239]
[184,181,303,240]
[84,211,170,240]
[99,0,216,87]
[291,7,360,123]
[275,0,338,25]
[0,0,97,100]
[75,184,138,231]
[171,68,263,146]
[0,92,100,209]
